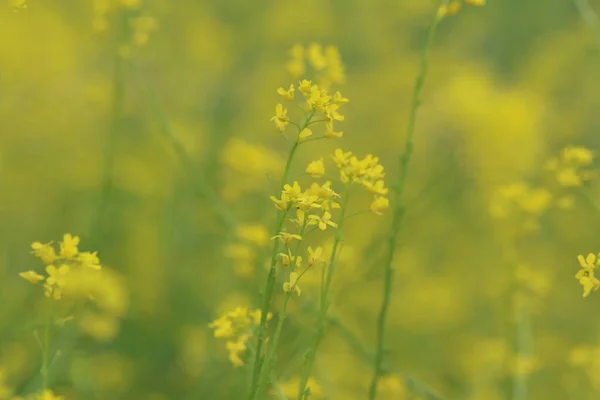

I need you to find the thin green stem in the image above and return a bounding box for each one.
[40,306,52,390]
[93,48,124,238]
[147,91,236,230]
[572,0,600,48]
[253,293,291,400]
[248,112,315,399]
[296,194,351,400]
[368,7,443,399]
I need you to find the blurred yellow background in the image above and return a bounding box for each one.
[1,0,600,399]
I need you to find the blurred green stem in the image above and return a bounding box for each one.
[94,50,124,237]
[40,311,51,391]
[572,0,600,47]
[513,293,532,400]
[249,112,314,399]
[368,6,444,399]
[148,91,237,230]
[296,193,351,400]
[253,292,291,400]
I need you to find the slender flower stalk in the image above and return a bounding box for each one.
[368,6,445,399]
[40,309,52,391]
[296,194,350,400]
[248,113,314,399]
[252,220,308,399]
[572,0,600,48]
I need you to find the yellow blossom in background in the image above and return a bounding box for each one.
[283,271,301,295]
[277,84,295,101]
[576,253,600,297]
[271,103,289,132]
[306,158,325,178]
[9,0,26,11]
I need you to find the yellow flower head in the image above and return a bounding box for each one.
[59,234,80,258]
[19,270,44,284]
[31,242,58,265]
[283,272,302,296]
[277,84,295,101]
[270,104,289,132]
[306,158,325,178]
[371,196,390,216]
[576,253,600,297]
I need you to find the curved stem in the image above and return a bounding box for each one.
[368,6,443,399]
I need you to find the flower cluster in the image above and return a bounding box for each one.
[331,149,390,215]
[575,253,600,298]
[272,79,348,139]
[224,224,270,277]
[19,234,128,341]
[270,180,341,230]
[489,182,552,234]
[92,0,158,52]
[545,146,594,192]
[208,307,271,367]
[20,234,102,300]
[438,0,486,19]
[285,43,345,88]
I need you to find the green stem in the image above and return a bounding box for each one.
[40,307,52,390]
[368,7,442,399]
[93,47,124,238]
[572,0,600,48]
[248,112,315,399]
[253,293,291,400]
[147,91,236,230]
[296,194,351,400]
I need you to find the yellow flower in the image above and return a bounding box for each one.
[437,1,462,18]
[306,158,325,178]
[562,146,593,166]
[307,246,324,266]
[46,264,70,288]
[10,0,27,11]
[283,272,302,296]
[77,252,102,270]
[279,251,302,268]
[333,91,349,105]
[576,253,600,297]
[59,233,80,258]
[332,149,352,168]
[19,270,44,284]
[277,84,295,101]
[209,316,234,338]
[324,103,344,121]
[271,232,303,244]
[282,181,302,201]
[270,193,289,210]
[324,122,343,138]
[35,390,65,400]
[363,180,389,196]
[298,128,313,143]
[270,104,289,132]
[236,225,270,247]
[226,336,248,367]
[371,196,390,216]
[465,0,486,5]
[298,79,313,95]
[308,211,338,231]
[31,242,58,264]
[307,43,327,71]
